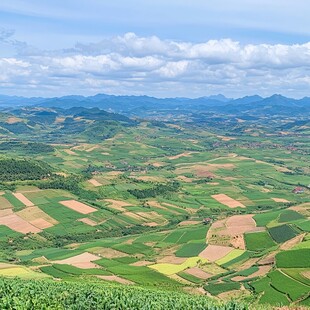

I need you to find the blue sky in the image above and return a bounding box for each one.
[1,0,310,97]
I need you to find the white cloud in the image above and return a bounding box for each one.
[2,33,310,97]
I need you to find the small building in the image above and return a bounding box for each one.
[292,187,304,194]
[203,217,212,224]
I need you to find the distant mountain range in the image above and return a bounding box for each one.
[0,93,309,117]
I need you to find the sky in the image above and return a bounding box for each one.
[1,0,310,98]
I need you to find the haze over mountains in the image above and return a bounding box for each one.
[0,94,309,117]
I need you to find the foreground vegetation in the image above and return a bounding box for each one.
[0,278,246,310]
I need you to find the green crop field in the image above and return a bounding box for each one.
[268,224,298,243]
[276,249,310,268]
[175,242,206,257]
[204,282,241,296]
[278,210,305,223]
[268,270,310,301]
[244,231,276,251]
[297,220,310,232]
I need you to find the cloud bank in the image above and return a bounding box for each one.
[1,32,310,97]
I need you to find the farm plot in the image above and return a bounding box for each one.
[88,179,102,187]
[211,194,246,208]
[103,199,133,212]
[52,252,101,269]
[175,242,206,257]
[272,198,290,203]
[276,249,310,268]
[0,264,48,279]
[253,210,283,227]
[251,277,290,306]
[0,196,13,209]
[60,200,97,214]
[182,267,212,280]
[207,214,262,249]
[232,265,272,281]
[0,212,41,234]
[149,257,207,276]
[199,245,234,262]
[16,206,58,229]
[268,224,298,243]
[77,218,98,226]
[12,193,34,207]
[97,275,134,285]
[216,249,245,266]
[204,282,241,296]
[244,231,276,251]
[278,209,305,223]
[89,247,129,259]
[297,220,310,232]
[268,270,310,302]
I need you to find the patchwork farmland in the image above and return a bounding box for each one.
[0,106,308,308]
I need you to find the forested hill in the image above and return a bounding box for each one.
[0,107,137,143]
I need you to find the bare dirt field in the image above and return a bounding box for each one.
[192,166,215,178]
[184,267,212,279]
[230,234,245,249]
[0,196,13,209]
[176,175,195,183]
[272,198,290,203]
[217,136,236,141]
[17,206,58,226]
[289,203,310,217]
[168,152,195,160]
[258,252,277,266]
[146,200,168,210]
[60,200,97,214]
[225,215,258,235]
[77,218,97,226]
[178,220,201,226]
[89,247,128,258]
[151,162,166,167]
[97,275,134,285]
[157,255,187,264]
[12,193,34,207]
[53,252,101,269]
[143,222,158,227]
[88,179,102,187]
[0,209,13,217]
[123,212,145,221]
[86,146,99,152]
[301,271,310,280]
[104,199,132,211]
[64,149,77,155]
[0,214,41,234]
[30,218,54,229]
[6,117,22,124]
[131,260,153,267]
[207,214,262,249]
[199,245,234,262]
[211,194,246,208]
[235,257,260,271]
[280,233,306,250]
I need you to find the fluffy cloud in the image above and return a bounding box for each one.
[1,32,310,97]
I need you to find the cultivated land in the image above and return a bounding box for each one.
[0,103,308,308]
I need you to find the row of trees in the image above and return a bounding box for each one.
[128,181,180,199]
